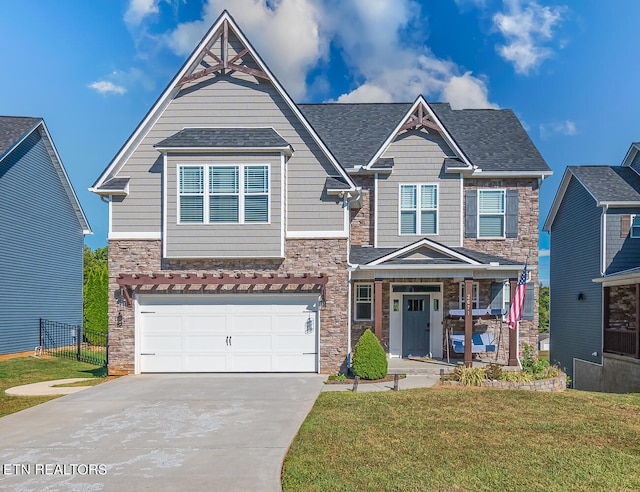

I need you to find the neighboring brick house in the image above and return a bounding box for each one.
[544,145,640,392]
[0,117,91,355]
[91,11,551,375]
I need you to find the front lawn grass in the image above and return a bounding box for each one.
[283,387,640,491]
[0,356,107,418]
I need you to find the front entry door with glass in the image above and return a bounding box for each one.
[402,295,430,358]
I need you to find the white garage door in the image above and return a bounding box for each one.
[137,294,319,373]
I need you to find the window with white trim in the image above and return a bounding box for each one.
[459,282,479,310]
[400,184,437,235]
[632,215,640,238]
[178,164,269,224]
[478,189,505,238]
[354,283,373,321]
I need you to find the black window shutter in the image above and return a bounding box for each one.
[490,282,504,311]
[506,189,519,238]
[523,282,534,320]
[465,190,477,238]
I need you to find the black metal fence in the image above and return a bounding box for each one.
[39,319,107,367]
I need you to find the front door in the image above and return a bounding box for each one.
[402,295,430,358]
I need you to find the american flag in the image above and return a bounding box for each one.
[507,261,527,330]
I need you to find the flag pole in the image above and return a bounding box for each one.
[516,255,530,370]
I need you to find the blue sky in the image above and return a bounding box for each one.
[2,0,639,285]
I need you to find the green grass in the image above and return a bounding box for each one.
[283,388,640,491]
[0,356,107,417]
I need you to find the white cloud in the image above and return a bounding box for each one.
[164,0,325,100]
[148,0,498,107]
[493,0,565,74]
[88,81,127,95]
[124,0,160,27]
[539,120,576,139]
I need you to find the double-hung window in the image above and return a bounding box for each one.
[354,283,373,321]
[400,184,437,235]
[478,189,505,238]
[178,164,269,224]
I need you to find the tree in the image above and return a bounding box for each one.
[538,286,549,333]
[83,246,108,340]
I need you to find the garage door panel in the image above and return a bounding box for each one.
[184,335,226,351]
[141,355,183,372]
[184,355,228,372]
[187,314,227,333]
[137,294,319,373]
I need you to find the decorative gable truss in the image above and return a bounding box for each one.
[91,10,355,195]
[177,18,269,88]
[364,96,473,172]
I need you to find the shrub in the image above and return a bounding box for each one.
[454,366,487,386]
[351,329,388,380]
[486,362,503,380]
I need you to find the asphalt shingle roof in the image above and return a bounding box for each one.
[299,103,411,170]
[350,244,520,266]
[570,166,640,203]
[155,128,290,149]
[299,102,550,173]
[0,116,41,160]
[430,104,550,172]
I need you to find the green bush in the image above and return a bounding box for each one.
[351,329,388,380]
[453,366,488,386]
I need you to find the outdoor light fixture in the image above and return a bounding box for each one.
[577,292,585,301]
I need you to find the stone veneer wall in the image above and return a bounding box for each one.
[443,374,567,392]
[108,238,348,375]
[349,175,374,246]
[463,178,540,356]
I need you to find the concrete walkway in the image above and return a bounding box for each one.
[322,374,441,392]
[0,374,325,491]
[5,378,94,396]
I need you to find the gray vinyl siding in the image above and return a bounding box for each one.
[630,152,640,174]
[165,152,282,257]
[0,130,84,354]
[605,208,640,274]
[549,176,602,379]
[111,47,343,237]
[376,130,460,248]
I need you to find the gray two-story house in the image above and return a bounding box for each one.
[91,11,551,375]
[544,146,640,392]
[0,117,91,355]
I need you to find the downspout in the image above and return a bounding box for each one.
[344,189,362,371]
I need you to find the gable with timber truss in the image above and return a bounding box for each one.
[92,11,354,245]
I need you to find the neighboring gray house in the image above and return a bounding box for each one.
[91,11,551,376]
[544,146,640,392]
[0,117,91,355]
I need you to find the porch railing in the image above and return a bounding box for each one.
[603,322,639,358]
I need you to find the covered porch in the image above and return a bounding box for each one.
[595,267,640,359]
[350,239,532,368]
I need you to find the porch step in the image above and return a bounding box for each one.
[387,358,463,376]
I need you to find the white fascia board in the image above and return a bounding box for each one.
[543,168,576,232]
[354,263,528,272]
[470,170,553,178]
[364,95,473,171]
[599,201,640,207]
[93,11,355,193]
[154,145,293,155]
[37,121,92,234]
[0,120,42,164]
[621,143,640,167]
[108,232,163,240]
[366,238,481,266]
[286,230,348,239]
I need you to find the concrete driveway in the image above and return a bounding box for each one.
[0,374,325,491]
